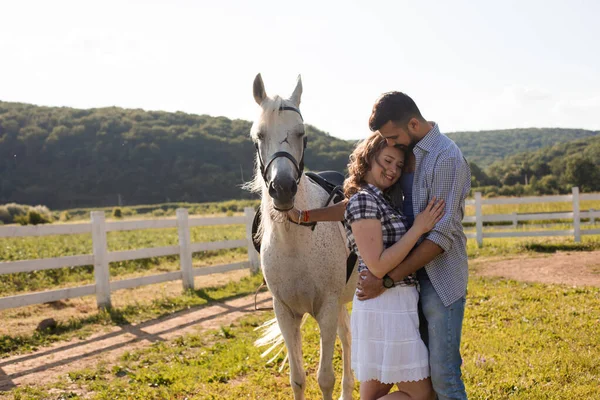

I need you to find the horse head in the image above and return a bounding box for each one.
[251,73,306,211]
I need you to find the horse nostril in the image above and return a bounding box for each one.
[291,181,298,196]
[269,181,278,198]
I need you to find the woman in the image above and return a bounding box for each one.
[345,133,443,400]
[290,133,442,399]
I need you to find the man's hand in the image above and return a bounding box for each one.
[356,269,385,301]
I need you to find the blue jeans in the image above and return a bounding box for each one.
[418,270,467,400]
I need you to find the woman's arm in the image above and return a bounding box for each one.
[352,198,444,279]
[287,200,348,223]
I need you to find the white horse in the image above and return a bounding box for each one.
[247,73,357,400]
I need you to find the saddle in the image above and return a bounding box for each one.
[251,171,358,283]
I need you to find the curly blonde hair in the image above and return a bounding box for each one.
[344,133,391,198]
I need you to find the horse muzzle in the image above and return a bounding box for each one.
[268,174,298,211]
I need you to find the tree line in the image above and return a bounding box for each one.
[0,101,354,209]
[470,135,600,196]
[1,100,598,210]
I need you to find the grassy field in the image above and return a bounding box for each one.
[0,223,247,295]
[2,199,600,399]
[3,222,600,296]
[464,198,600,217]
[7,274,599,400]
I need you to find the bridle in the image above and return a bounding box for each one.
[255,105,307,188]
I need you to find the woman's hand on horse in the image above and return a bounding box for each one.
[287,208,301,224]
[413,197,445,235]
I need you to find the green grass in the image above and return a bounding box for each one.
[3,194,600,296]
[9,276,600,399]
[466,235,600,259]
[0,273,264,357]
[0,224,246,295]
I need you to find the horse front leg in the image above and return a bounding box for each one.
[273,298,306,400]
[315,301,341,400]
[337,305,354,400]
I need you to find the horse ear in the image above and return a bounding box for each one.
[253,73,267,106]
[289,75,303,107]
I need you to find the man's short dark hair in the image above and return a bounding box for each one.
[368,92,424,132]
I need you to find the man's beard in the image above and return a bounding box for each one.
[408,133,419,149]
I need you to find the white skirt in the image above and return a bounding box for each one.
[351,285,430,384]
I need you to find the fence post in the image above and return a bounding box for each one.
[244,207,260,273]
[475,192,483,248]
[590,209,595,225]
[572,187,581,243]
[91,211,111,309]
[512,212,518,228]
[177,208,194,290]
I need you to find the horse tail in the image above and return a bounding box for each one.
[254,314,309,372]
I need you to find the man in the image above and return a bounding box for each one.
[360,91,471,400]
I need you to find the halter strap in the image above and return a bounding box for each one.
[279,105,303,120]
[255,105,307,185]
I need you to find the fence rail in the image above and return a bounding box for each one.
[0,208,259,311]
[467,188,600,247]
[1,188,600,311]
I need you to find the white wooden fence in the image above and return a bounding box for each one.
[1,188,600,311]
[0,208,259,311]
[465,187,600,247]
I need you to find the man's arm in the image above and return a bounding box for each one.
[422,155,470,253]
[356,240,442,300]
[387,239,442,280]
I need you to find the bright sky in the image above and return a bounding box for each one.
[1,0,599,140]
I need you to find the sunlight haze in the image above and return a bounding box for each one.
[1,0,598,139]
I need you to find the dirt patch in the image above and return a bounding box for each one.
[472,251,600,287]
[0,289,272,394]
[0,269,251,337]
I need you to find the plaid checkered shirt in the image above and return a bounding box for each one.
[344,184,418,287]
[410,123,471,306]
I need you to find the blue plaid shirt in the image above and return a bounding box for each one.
[410,123,471,306]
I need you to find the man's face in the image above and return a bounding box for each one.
[377,120,416,149]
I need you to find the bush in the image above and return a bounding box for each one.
[0,203,52,224]
[112,208,122,218]
[27,210,50,225]
[0,206,10,224]
[32,205,53,221]
[15,210,52,225]
[59,211,71,222]
[152,209,165,217]
[121,207,136,217]
[5,203,27,220]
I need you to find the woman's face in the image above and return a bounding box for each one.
[367,146,405,190]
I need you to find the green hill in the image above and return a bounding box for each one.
[446,128,600,167]
[480,135,600,194]
[0,101,355,209]
[1,100,598,208]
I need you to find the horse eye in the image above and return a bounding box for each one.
[256,132,264,141]
[297,131,305,137]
